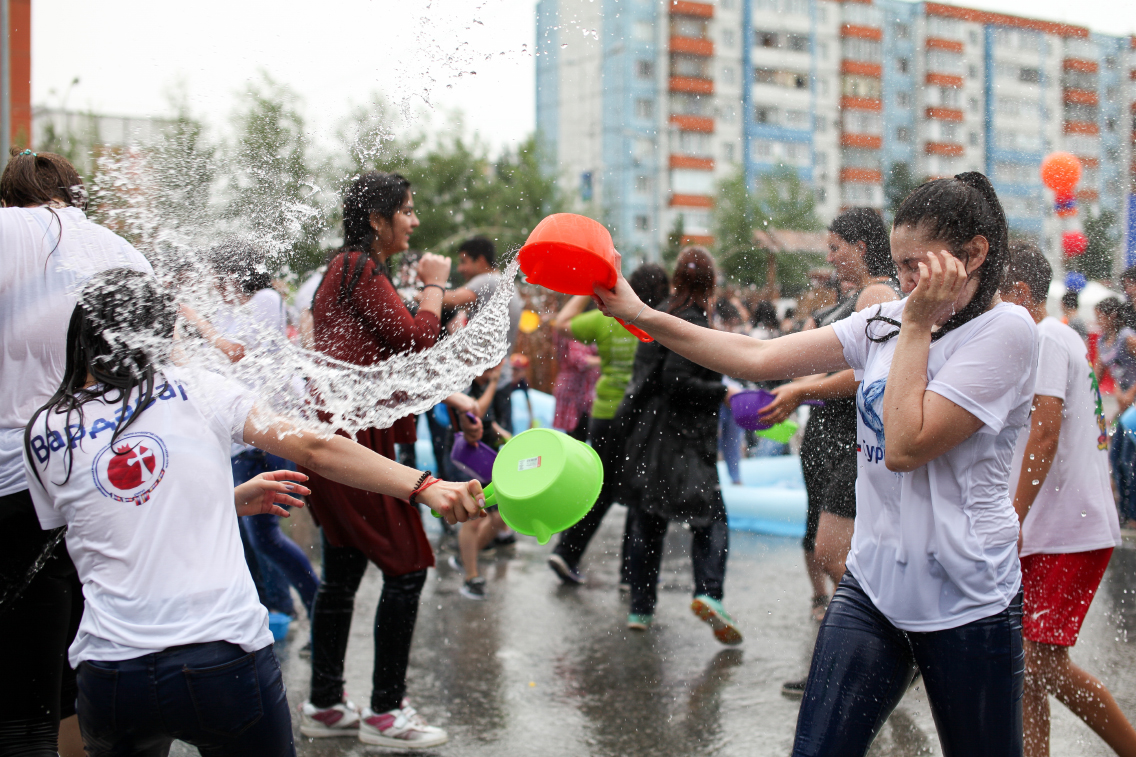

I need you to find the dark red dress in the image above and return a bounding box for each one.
[301,251,439,575]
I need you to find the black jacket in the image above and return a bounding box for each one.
[612,305,727,525]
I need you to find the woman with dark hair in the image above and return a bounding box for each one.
[23,270,484,757]
[0,149,151,757]
[298,171,466,747]
[548,263,671,586]
[618,248,743,644]
[760,208,899,656]
[595,174,1035,756]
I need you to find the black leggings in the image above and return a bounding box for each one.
[0,489,83,756]
[793,572,1024,757]
[309,532,427,713]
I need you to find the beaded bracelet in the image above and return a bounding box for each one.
[422,284,446,292]
[408,471,429,502]
[409,476,440,505]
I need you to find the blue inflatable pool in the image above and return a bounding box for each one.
[415,390,807,538]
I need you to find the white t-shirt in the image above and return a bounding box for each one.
[831,300,1038,632]
[24,368,272,667]
[1009,317,1120,557]
[0,206,152,496]
[465,272,523,384]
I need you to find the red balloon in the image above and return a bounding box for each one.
[1062,231,1088,258]
[1041,152,1082,194]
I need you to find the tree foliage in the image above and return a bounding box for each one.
[884,162,920,221]
[1074,207,1119,281]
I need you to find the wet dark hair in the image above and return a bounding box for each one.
[210,238,272,294]
[667,246,716,315]
[458,236,496,268]
[1061,291,1079,310]
[751,300,778,330]
[0,148,87,211]
[829,207,894,278]
[869,172,1009,343]
[342,171,411,253]
[627,262,670,309]
[1002,241,1051,305]
[1121,266,1136,286]
[24,269,176,486]
[1097,297,1125,321]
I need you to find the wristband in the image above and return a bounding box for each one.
[422,284,446,292]
[627,304,647,326]
[408,471,429,502]
[409,477,440,505]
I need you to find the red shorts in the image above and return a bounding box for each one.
[1021,547,1113,646]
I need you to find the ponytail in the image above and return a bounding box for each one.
[870,171,1009,343]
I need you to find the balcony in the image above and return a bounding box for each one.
[1063,59,1099,74]
[1077,156,1100,168]
[669,76,715,95]
[669,1,713,18]
[670,154,715,170]
[841,61,882,78]
[669,114,715,133]
[1064,89,1099,106]
[925,107,964,122]
[841,24,882,41]
[670,36,713,56]
[681,234,716,246]
[841,134,882,149]
[1064,120,1100,135]
[840,168,883,183]
[669,194,715,208]
[926,37,964,53]
[925,142,965,156]
[841,96,882,111]
[1076,188,1100,202]
[925,72,964,88]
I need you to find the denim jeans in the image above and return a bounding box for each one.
[309,533,427,713]
[1111,422,1136,522]
[627,500,729,616]
[792,573,1024,757]
[77,642,293,757]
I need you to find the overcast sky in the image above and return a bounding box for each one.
[32,0,1136,154]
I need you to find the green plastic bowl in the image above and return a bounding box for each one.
[753,419,798,444]
[484,428,603,544]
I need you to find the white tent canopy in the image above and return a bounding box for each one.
[1047,280,1124,327]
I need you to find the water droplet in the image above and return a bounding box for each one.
[561,43,568,48]
[1032,479,1040,486]
[1029,453,1035,460]
[1082,510,1088,517]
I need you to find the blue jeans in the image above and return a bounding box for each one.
[232,451,318,617]
[793,573,1023,757]
[718,402,742,484]
[77,642,294,757]
[1111,420,1136,522]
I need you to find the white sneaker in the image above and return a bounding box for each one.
[359,701,449,749]
[298,699,361,737]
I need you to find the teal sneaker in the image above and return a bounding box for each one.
[691,595,743,645]
[627,613,653,631]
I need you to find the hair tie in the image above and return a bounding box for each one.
[19,149,35,156]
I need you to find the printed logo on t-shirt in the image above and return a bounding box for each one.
[1088,360,1108,450]
[856,379,888,465]
[91,432,169,505]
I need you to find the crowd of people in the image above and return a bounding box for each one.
[4,144,1136,757]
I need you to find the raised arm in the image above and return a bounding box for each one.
[1011,395,1063,524]
[553,295,591,333]
[592,268,848,382]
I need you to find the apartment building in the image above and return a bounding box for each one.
[535,0,1136,269]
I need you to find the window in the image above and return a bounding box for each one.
[841,38,882,63]
[670,92,706,115]
[817,42,828,60]
[671,169,715,194]
[635,98,655,119]
[632,138,654,163]
[785,109,810,128]
[751,138,775,159]
[926,50,963,74]
[1062,70,1097,90]
[1019,67,1041,84]
[969,30,979,44]
[754,67,808,89]
[720,105,737,123]
[754,106,778,124]
[673,130,712,156]
[636,60,655,79]
[968,64,978,79]
[678,210,712,234]
[672,17,707,38]
[723,142,735,162]
[817,187,827,203]
[896,57,909,74]
[968,97,980,112]
[841,148,882,169]
[635,175,651,193]
[1106,117,1118,133]
[633,21,653,42]
[580,172,593,202]
[931,86,961,107]
[721,65,736,85]
[843,3,882,26]
[756,31,778,48]
[635,215,649,231]
[969,131,980,146]
[816,151,828,168]
[938,122,959,141]
[1065,103,1098,122]
[896,91,911,107]
[843,109,882,134]
[721,0,735,8]
[892,22,911,40]
[896,126,912,143]
[671,55,709,78]
[842,183,881,206]
[786,33,809,52]
[842,75,881,98]
[927,16,961,39]
[815,116,827,133]
[784,142,810,165]
[722,29,736,48]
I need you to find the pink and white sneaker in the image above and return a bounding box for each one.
[298,699,361,738]
[358,700,449,749]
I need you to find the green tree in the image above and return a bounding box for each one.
[884,162,920,220]
[1077,207,1119,281]
[754,165,823,232]
[662,214,685,268]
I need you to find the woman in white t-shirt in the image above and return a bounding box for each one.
[23,270,485,757]
[593,173,1033,757]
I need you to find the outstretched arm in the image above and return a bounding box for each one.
[592,267,848,382]
[1011,395,1062,525]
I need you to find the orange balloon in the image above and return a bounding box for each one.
[1040,152,1082,193]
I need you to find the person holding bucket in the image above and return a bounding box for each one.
[616,247,744,645]
[594,173,1034,756]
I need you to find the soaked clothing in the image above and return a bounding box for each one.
[303,251,439,575]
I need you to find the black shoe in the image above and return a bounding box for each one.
[548,554,584,585]
[492,530,517,547]
[781,678,807,699]
[460,577,487,600]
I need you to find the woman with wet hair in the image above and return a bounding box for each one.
[299,171,472,748]
[22,270,484,757]
[0,149,151,757]
[594,173,1034,756]
[618,248,744,645]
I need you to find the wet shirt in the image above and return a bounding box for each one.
[1010,318,1119,557]
[831,300,1037,632]
[1098,327,1136,391]
[24,368,271,667]
[569,309,638,420]
[0,206,152,496]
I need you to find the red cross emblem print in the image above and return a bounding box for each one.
[91,432,169,505]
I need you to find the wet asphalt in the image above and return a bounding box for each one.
[169,507,1136,756]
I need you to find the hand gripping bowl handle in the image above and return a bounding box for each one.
[429,482,497,519]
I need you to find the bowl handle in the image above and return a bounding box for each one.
[615,317,654,343]
[431,482,497,518]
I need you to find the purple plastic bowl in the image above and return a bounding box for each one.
[451,436,497,484]
[730,389,776,431]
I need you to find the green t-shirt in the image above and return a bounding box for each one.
[570,309,638,419]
